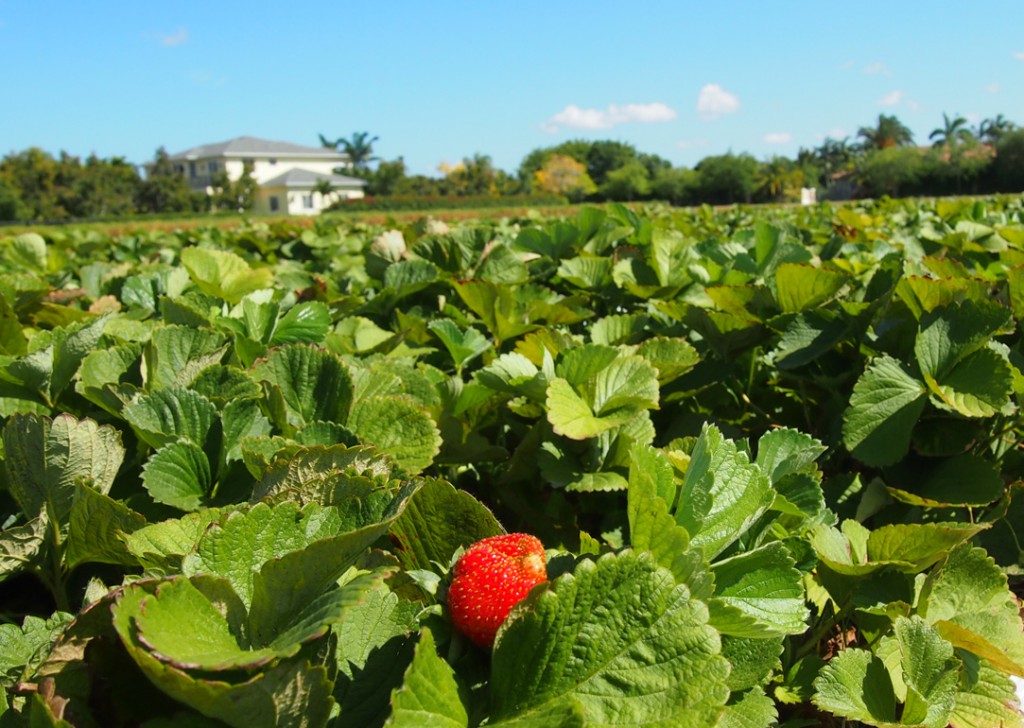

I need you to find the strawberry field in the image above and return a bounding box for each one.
[1,196,1024,727]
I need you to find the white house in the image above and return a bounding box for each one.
[165,136,366,214]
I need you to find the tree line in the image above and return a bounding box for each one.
[2,112,1022,222]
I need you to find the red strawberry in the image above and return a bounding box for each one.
[447,533,547,648]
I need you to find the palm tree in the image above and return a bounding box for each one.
[978,114,1016,143]
[929,113,973,148]
[318,132,379,170]
[857,114,914,150]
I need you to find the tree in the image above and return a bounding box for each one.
[978,114,1016,144]
[987,129,1024,192]
[0,147,66,220]
[532,154,596,201]
[442,154,500,196]
[757,156,805,202]
[518,140,592,188]
[368,157,407,196]
[73,155,141,217]
[0,178,26,221]
[857,114,914,150]
[693,153,759,204]
[319,131,379,170]
[136,147,202,214]
[929,113,973,148]
[586,141,639,185]
[856,146,926,197]
[598,160,651,201]
[650,167,698,205]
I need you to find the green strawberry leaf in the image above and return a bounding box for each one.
[141,440,213,512]
[843,355,928,466]
[388,477,503,572]
[490,550,730,727]
[384,626,469,727]
[252,344,353,431]
[676,423,775,560]
[2,413,125,522]
[347,395,440,473]
[180,247,274,304]
[918,544,1024,676]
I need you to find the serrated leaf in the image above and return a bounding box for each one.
[334,585,420,726]
[384,627,468,727]
[626,446,711,599]
[635,336,699,385]
[65,483,146,569]
[545,378,633,440]
[253,344,353,430]
[755,427,826,484]
[717,687,778,728]
[145,325,228,390]
[925,346,1013,418]
[0,611,74,690]
[141,440,212,512]
[950,659,1023,728]
[428,319,492,371]
[813,648,898,725]
[388,478,503,572]
[190,365,262,407]
[125,508,227,573]
[721,635,784,693]
[893,617,960,726]
[0,514,48,584]
[709,542,808,637]
[914,301,1011,382]
[347,396,440,473]
[775,263,848,313]
[123,386,218,450]
[557,256,614,291]
[675,423,775,559]
[843,355,927,466]
[919,544,1024,676]
[180,247,274,304]
[271,301,331,346]
[3,413,125,522]
[812,521,986,576]
[491,551,730,727]
[112,584,334,728]
[886,454,1005,508]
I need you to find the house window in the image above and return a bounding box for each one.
[209,161,219,172]
[188,161,196,178]
[269,158,278,165]
[173,164,184,174]
[302,194,314,209]
[269,196,279,212]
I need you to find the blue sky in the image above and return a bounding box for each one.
[2,1,1023,177]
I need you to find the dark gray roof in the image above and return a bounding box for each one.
[168,136,347,161]
[260,168,367,189]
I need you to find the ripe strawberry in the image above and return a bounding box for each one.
[447,533,547,648]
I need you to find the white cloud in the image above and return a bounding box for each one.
[863,62,891,75]
[986,82,1001,94]
[1013,51,1024,60]
[540,102,676,133]
[877,90,903,106]
[161,27,189,47]
[696,84,740,120]
[763,132,792,144]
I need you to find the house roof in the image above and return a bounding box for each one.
[168,136,348,161]
[260,168,367,189]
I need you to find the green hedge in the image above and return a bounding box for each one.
[326,193,567,212]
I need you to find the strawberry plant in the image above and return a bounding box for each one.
[0,196,1022,726]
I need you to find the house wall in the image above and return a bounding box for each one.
[253,185,364,216]
[222,157,347,184]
